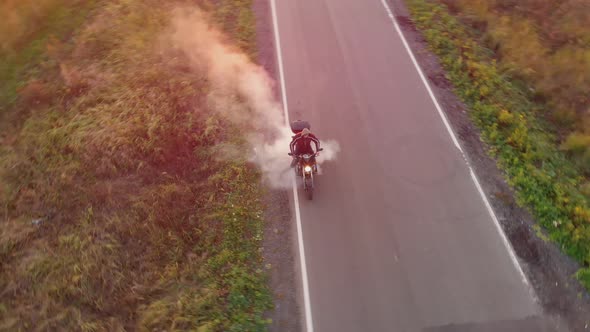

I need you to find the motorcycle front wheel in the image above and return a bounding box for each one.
[304,176,313,200]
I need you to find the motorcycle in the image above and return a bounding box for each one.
[289,148,323,200]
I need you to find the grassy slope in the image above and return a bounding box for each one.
[0,0,100,111]
[438,0,590,169]
[405,0,590,290]
[0,0,271,330]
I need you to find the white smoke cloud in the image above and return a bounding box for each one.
[167,7,340,188]
[250,125,295,189]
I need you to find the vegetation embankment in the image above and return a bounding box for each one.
[0,0,272,330]
[406,0,590,289]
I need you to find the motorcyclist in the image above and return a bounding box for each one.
[290,127,321,168]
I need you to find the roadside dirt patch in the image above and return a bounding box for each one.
[427,71,452,89]
[253,0,301,330]
[395,15,417,32]
[261,189,301,332]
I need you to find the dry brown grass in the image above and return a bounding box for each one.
[0,0,271,330]
[1,0,63,52]
[443,0,590,170]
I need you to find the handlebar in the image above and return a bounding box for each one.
[288,148,323,157]
[289,152,321,158]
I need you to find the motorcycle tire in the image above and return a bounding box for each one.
[304,177,313,200]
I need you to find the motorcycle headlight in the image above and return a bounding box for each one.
[304,165,312,173]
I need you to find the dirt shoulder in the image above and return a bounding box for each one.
[253,0,302,331]
[261,189,302,332]
[388,0,590,330]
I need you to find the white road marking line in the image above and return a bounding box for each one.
[469,169,529,286]
[378,0,461,152]
[270,0,315,331]
[377,0,532,288]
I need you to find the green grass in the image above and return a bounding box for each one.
[406,0,590,290]
[0,0,272,329]
[204,163,272,330]
[215,0,258,60]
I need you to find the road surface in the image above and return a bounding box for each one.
[271,0,553,331]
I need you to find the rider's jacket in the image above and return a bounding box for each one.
[290,133,320,155]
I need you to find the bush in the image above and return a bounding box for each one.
[561,133,590,154]
[444,0,590,168]
[497,109,515,126]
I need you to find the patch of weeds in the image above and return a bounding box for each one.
[532,224,550,243]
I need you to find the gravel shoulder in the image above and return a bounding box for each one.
[253,0,302,330]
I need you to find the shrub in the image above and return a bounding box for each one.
[561,133,590,154]
[497,109,514,126]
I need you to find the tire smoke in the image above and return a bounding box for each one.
[168,8,340,188]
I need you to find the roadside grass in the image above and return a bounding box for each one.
[406,0,590,290]
[0,0,271,330]
[215,0,258,59]
[0,0,100,111]
[438,0,590,170]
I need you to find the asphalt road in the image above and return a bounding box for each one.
[271,0,554,331]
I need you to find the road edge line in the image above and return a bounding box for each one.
[377,0,532,288]
[270,1,315,331]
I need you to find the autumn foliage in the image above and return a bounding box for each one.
[443,0,590,170]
